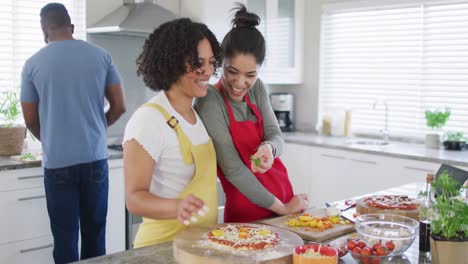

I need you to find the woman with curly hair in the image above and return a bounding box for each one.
[123,18,221,247]
[195,4,308,223]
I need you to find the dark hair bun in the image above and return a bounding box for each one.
[231,3,260,28]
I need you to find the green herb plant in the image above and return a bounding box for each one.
[250,155,261,167]
[425,109,451,130]
[428,171,468,240]
[19,153,36,161]
[446,131,466,142]
[0,91,22,127]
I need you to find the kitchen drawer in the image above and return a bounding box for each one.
[0,187,50,244]
[0,235,53,264]
[0,167,44,192]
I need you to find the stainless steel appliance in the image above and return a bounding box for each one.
[270,93,294,132]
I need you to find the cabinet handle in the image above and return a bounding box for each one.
[403,166,431,172]
[350,158,377,165]
[18,195,46,201]
[20,243,53,254]
[17,174,44,180]
[321,154,346,160]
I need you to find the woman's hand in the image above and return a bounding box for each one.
[283,194,309,215]
[175,194,207,225]
[251,143,274,173]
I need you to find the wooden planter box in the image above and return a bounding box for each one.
[430,235,468,264]
[0,126,26,156]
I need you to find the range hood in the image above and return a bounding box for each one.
[87,0,178,37]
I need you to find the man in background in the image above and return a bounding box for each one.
[20,3,125,263]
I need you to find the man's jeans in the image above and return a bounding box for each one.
[44,159,108,264]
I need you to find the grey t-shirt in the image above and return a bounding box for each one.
[194,79,284,208]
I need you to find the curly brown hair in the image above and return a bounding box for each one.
[136,18,221,91]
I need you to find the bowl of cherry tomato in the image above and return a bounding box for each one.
[352,214,418,258]
[346,239,399,264]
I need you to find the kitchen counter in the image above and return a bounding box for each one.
[0,148,123,171]
[74,242,174,264]
[75,183,429,264]
[283,132,468,167]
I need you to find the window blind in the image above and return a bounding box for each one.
[320,0,468,138]
[0,0,86,93]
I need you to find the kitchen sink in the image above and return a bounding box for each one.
[352,140,390,146]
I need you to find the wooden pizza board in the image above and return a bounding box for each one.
[173,223,303,264]
[258,208,355,242]
[355,197,420,221]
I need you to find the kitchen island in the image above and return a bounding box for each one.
[75,183,430,264]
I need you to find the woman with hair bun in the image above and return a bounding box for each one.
[195,3,309,223]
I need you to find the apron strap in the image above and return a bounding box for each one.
[142,103,193,165]
[217,81,264,137]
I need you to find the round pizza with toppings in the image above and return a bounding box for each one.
[363,195,419,210]
[207,224,279,250]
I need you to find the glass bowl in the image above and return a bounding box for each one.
[349,250,412,264]
[354,214,419,256]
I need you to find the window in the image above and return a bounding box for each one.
[319,0,468,138]
[0,0,86,92]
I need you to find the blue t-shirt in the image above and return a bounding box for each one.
[21,39,122,169]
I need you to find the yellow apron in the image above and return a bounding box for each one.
[133,103,218,248]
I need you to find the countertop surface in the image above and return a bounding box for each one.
[3,132,467,171]
[74,182,429,264]
[0,148,123,171]
[283,132,468,167]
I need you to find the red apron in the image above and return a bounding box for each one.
[218,82,294,222]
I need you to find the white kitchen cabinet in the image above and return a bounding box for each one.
[185,0,304,84]
[247,0,304,84]
[281,143,457,207]
[0,166,43,192]
[281,143,318,201]
[106,159,126,254]
[0,187,49,244]
[0,236,53,264]
[0,158,125,262]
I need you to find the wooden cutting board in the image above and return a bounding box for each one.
[355,197,420,220]
[259,208,355,242]
[173,223,303,264]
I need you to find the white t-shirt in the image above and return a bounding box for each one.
[123,92,210,198]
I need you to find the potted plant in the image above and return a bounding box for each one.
[427,171,468,264]
[443,132,466,151]
[0,90,26,155]
[424,108,451,149]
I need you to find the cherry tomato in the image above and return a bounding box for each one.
[375,245,389,256]
[385,241,395,251]
[347,240,357,250]
[372,243,382,251]
[360,256,370,264]
[295,246,306,254]
[352,247,362,254]
[371,258,381,264]
[304,244,314,250]
[361,246,372,256]
[357,241,367,249]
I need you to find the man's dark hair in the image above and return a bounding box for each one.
[40,3,71,29]
[136,18,221,92]
[222,3,265,65]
